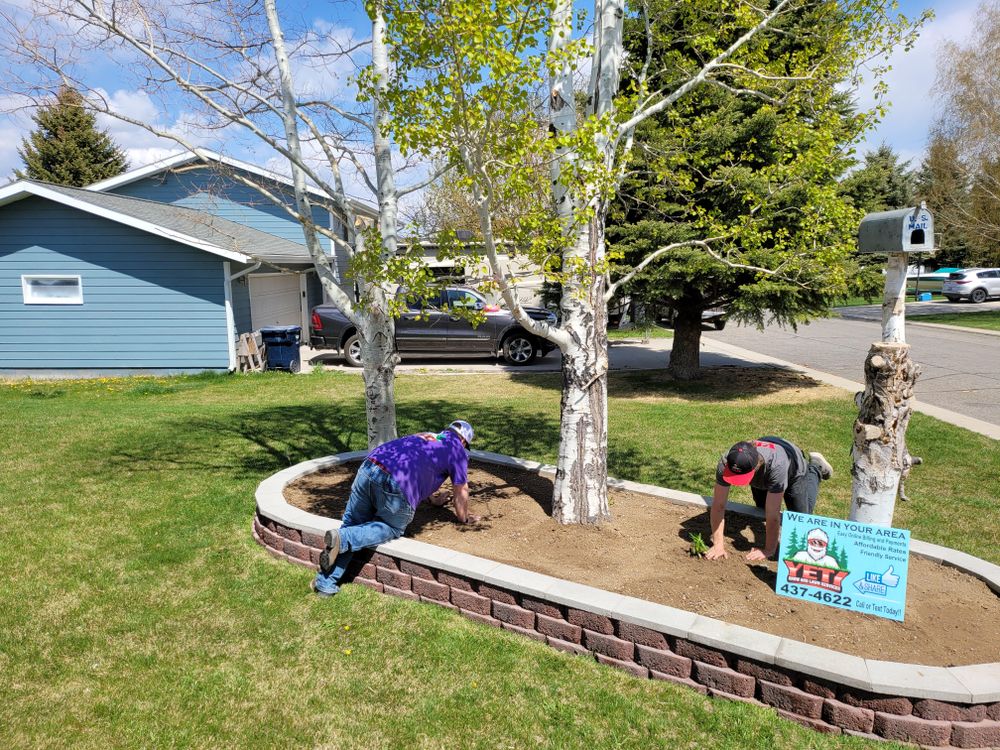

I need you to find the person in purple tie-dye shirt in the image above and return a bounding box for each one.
[311,420,478,597]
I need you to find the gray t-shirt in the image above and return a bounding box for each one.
[716,436,806,494]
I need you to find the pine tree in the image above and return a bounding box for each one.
[16,86,128,186]
[787,528,801,557]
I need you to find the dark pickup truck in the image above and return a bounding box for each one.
[310,286,558,366]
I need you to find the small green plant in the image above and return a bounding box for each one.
[688,532,709,558]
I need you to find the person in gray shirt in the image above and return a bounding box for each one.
[706,436,833,562]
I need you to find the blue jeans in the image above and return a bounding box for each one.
[313,459,415,595]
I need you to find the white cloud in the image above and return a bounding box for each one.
[854,1,979,164]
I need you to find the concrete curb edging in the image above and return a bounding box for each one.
[254,451,1000,747]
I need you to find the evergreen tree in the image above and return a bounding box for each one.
[916,131,972,268]
[16,86,128,186]
[838,144,916,214]
[608,2,881,380]
[787,527,801,557]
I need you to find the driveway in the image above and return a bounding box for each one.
[836,299,1000,321]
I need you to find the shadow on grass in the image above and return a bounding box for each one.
[103,397,563,483]
[507,367,826,404]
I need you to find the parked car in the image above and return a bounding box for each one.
[310,286,559,366]
[942,269,1000,303]
[654,304,728,330]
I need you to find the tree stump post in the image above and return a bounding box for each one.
[849,342,921,525]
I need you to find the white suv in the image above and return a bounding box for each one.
[942,268,1000,303]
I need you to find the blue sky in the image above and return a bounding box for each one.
[0,0,979,186]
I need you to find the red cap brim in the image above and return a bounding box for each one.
[722,467,756,486]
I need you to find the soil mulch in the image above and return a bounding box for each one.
[285,461,1000,667]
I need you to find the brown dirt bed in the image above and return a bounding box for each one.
[285,461,1000,667]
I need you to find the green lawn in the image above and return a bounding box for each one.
[607,324,673,340]
[911,309,1000,331]
[3,369,996,748]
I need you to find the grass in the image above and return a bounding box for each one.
[3,368,996,748]
[607,323,673,340]
[833,293,946,308]
[911,309,1000,331]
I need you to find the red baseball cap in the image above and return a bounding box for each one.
[722,441,759,486]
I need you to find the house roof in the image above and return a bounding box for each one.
[0,180,315,267]
[85,150,380,220]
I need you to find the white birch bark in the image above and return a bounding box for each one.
[849,342,920,525]
[881,252,907,343]
[265,0,398,447]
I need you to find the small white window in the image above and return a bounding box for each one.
[22,275,83,305]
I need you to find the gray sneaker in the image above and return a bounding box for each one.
[319,528,341,575]
[809,452,833,480]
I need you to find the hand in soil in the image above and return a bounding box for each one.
[745,547,771,563]
[464,514,482,524]
[705,544,728,560]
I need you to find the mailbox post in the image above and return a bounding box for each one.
[850,205,931,526]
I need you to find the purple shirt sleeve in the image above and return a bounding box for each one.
[450,439,468,486]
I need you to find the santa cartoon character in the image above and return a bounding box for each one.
[792,528,840,568]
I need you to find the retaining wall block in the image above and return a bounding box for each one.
[872,712,951,746]
[616,621,669,650]
[369,552,397,570]
[275,525,300,543]
[501,622,546,643]
[650,671,708,695]
[675,639,730,669]
[478,584,518,605]
[384,584,418,602]
[420,596,458,612]
[438,571,474,591]
[309,548,322,567]
[300,530,325,549]
[536,613,582,644]
[283,538,313,563]
[286,555,315,570]
[492,601,535,630]
[693,661,756,699]
[521,596,562,619]
[567,608,614,635]
[461,609,501,628]
[547,637,590,657]
[635,644,692,679]
[399,561,435,580]
[358,563,377,579]
[775,709,842,735]
[840,690,912,716]
[259,525,284,550]
[735,657,795,687]
[988,703,1000,721]
[353,577,383,592]
[758,680,824,719]
[950,719,1000,749]
[823,698,875,734]
[912,698,988,723]
[451,588,492,616]
[412,577,450,602]
[596,653,649,679]
[801,677,838,699]
[375,566,411,591]
[583,629,636,662]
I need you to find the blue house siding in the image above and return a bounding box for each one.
[106,169,342,252]
[0,197,232,370]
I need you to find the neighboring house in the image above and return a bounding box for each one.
[0,152,376,376]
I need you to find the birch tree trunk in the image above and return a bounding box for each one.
[265,0,397,447]
[849,342,921,525]
[552,221,611,524]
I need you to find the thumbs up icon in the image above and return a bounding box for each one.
[881,566,899,587]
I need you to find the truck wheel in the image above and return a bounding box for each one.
[502,334,537,365]
[342,333,363,367]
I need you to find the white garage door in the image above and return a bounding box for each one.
[249,274,303,329]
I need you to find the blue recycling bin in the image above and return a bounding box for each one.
[260,325,302,373]
[916,292,932,302]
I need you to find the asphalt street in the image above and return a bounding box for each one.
[703,312,1000,428]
